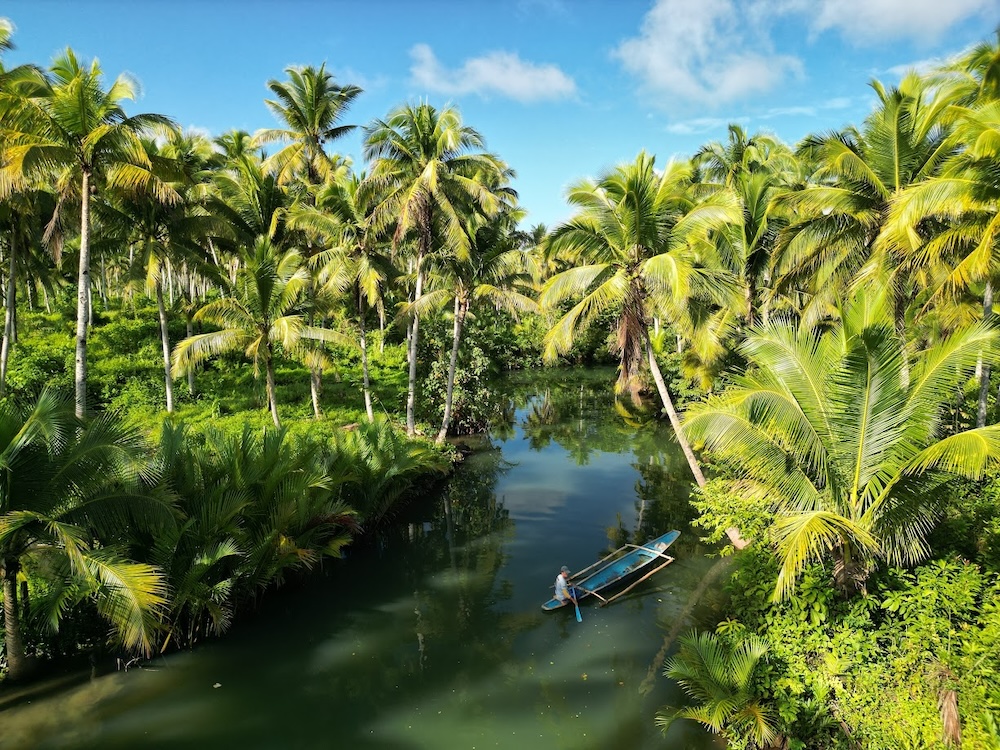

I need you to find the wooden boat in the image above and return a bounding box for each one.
[542,530,680,611]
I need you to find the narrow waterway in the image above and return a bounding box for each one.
[1,369,725,749]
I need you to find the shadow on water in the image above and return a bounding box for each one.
[0,367,727,750]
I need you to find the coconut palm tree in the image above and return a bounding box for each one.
[416,209,537,443]
[255,63,361,186]
[684,288,1000,599]
[96,135,221,412]
[0,49,177,417]
[363,102,509,436]
[540,151,741,491]
[772,74,953,330]
[292,169,397,421]
[172,237,347,428]
[0,389,171,680]
[657,630,778,748]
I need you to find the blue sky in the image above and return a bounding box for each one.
[3,0,997,227]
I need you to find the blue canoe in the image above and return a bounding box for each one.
[542,530,680,611]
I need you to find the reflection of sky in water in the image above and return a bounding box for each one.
[0,374,724,750]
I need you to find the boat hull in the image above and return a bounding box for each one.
[542,529,680,611]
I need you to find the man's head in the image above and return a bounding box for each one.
[560,565,570,576]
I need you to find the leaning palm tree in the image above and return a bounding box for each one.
[254,63,361,186]
[684,287,1000,599]
[0,389,171,680]
[363,102,509,436]
[540,152,741,492]
[0,49,177,417]
[172,237,347,427]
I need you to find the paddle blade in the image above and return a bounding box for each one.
[575,602,582,622]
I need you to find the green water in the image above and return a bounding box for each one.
[1,369,725,749]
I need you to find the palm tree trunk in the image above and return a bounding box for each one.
[645,338,749,550]
[978,280,993,428]
[0,234,17,398]
[3,558,27,681]
[406,251,425,437]
[265,344,281,429]
[437,297,467,444]
[186,315,196,396]
[359,291,374,422]
[75,169,92,419]
[310,364,322,419]
[156,281,174,413]
[378,304,386,354]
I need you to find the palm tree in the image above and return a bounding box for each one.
[255,63,361,186]
[880,38,1000,426]
[97,135,220,412]
[292,169,396,422]
[0,389,171,680]
[540,152,741,492]
[416,209,536,443]
[172,237,346,427]
[0,49,177,417]
[772,74,953,330]
[684,288,1000,599]
[363,102,509,436]
[657,630,778,748]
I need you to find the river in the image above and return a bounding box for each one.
[1,368,725,749]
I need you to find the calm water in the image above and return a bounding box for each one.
[1,369,726,750]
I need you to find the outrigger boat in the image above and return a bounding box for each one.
[542,530,680,611]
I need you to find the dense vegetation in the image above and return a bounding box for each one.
[2,14,1000,749]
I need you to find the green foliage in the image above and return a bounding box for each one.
[690,476,775,553]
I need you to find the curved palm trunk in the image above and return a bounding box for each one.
[0,234,17,397]
[265,342,281,429]
[978,281,993,428]
[406,250,425,437]
[437,296,467,444]
[74,169,92,419]
[3,558,27,681]
[645,337,749,550]
[359,290,374,422]
[156,281,174,413]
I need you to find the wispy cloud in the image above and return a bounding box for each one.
[409,44,576,103]
[809,0,994,43]
[613,0,803,107]
[665,117,748,136]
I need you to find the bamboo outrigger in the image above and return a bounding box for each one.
[542,530,680,611]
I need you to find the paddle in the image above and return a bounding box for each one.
[574,598,582,622]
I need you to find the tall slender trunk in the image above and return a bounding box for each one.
[406,250,425,437]
[0,234,17,397]
[310,362,322,419]
[378,304,386,354]
[978,281,994,428]
[645,336,749,550]
[75,169,92,419]
[185,315,196,396]
[359,290,374,422]
[3,558,27,681]
[437,296,467,444]
[156,281,174,413]
[265,343,281,429]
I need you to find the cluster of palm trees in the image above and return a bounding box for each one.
[0,29,536,442]
[536,33,1000,601]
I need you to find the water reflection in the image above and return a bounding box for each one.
[0,367,724,750]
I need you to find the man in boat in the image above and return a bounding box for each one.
[555,566,578,607]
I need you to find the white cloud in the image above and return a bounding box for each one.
[810,0,993,43]
[613,0,803,107]
[409,44,576,103]
[665,117,747,135]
